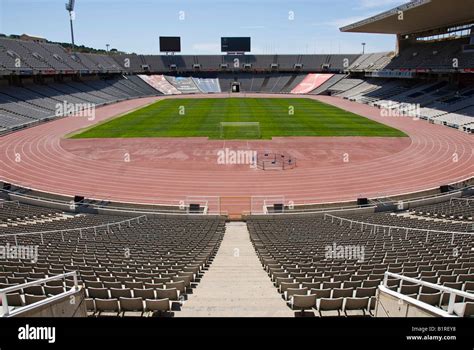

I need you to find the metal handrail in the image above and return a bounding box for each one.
[0,271,79,317]
[324,213,471,236]
[323,213,472,245]
[382,272,474,316]
[0,215,147,245]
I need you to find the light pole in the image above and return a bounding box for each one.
[362,42,366,55]
[65,0,76,51]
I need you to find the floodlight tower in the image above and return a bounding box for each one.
[65,0,76,51]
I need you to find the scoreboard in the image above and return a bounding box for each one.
[221,37,251,52]
[160,37,181,52]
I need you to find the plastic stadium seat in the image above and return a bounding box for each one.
[156,288,179,301]
[310,288,331,299]
[6,293,24,307]
[418,292,442,307]
[119,297,144,317]
[145,299,170,316]
[133,289,155,299]
[88,287,109,299]
[44,286,65,296]
[285,288,308,301]
[110,288,132,299]
[95,298,120,317]
[317,297,344,317]
[291,294,317,315]
[24,294,47,305]
[344,297,370,316]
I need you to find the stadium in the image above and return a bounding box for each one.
[0,0,473,342]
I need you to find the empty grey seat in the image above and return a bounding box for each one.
[344,297,370,316]
[332,288,354,298]
[317,297,344,316]
[400,284,420,295]
[133,288,155,299]
[110,288,132,299]
[311,288,331,299]
[88,287,109,299]
[95,298,120,317]
[145,298,170,316]
[156,288,179,301]
[24,294,47,305]
[285,287,308,300]
[23,286,44,296]
[355,287,377,298]
[166,281,186,294]
[119,297,144,317]
[6,293,24,307]
[44,285,64,296]
[418,292,442,306]
[279,282,300,294]
[291,294,317,314]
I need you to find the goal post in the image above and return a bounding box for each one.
[219,122,261,139]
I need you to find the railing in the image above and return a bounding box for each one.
[381,272,474,317]
[323,213,472,244]
[0,271,80,317]
[256,183,473,215]
[450,197,474,204]
[0,200,19,209]
[0,215,147,245]
[1,188,214,216]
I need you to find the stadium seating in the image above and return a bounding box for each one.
[248,211,474,317]
[291,74,334,94]
[386,37,474,71]
[0,203,225,317]
[0,77,160,133]
[312,75,474,131]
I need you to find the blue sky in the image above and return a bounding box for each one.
[0,0,409,54]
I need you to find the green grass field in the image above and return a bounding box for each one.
[71,98,407,139]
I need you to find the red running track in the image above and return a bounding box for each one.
[0,94,472,214]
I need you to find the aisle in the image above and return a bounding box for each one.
[177,222,293,317]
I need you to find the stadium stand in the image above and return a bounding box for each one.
[0,77,160,133]
[309,74,347,95]
[348,52,393,72]
[137,75,181,95]
[0,205,225,317]
[408,196,473,222]
[312,75,473,131]
[192,77,221,93]
[385,37,474,71]
[165,76,200,94]
[248,212,474,317]
[290,74,334,94]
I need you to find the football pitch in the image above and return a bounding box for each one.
[71,98,407,139]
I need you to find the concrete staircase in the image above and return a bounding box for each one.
[178,221,292,317]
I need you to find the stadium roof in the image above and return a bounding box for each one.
[340,0,474,36]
